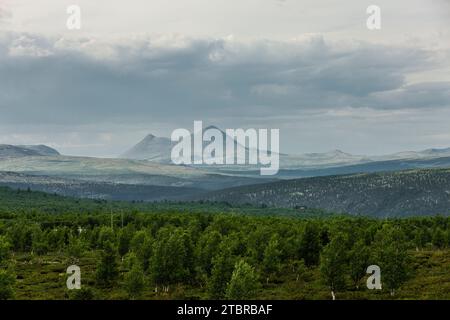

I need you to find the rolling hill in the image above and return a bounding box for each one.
[0,171,203,201]
[198,168,450,217]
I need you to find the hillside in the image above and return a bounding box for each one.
[0,172,203,201]
[199,168,450,217]
[0,155,269,190]
[0,185,330,217]
[0,144,60,158]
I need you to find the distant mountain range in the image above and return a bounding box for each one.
[120,130,450,171]
[120,126,258,164]
[1,139,450,216]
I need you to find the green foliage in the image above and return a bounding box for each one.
[195,230,222,276]
[0,187,448,300]
[149,227,194,288]
[298,222,321,267]
[207,245,235,299]
[118,225,134,257]
[67,235,87,258]
[320,233,348,299]
[97,227,116,250]
[124,264,145,299]
[374,225,412,295]
[0,269,15,300]
[262,234,282,280]
[348,240,370,288]
[96,241,119,286]
[0,235,11,265]
[226,260,260,300]
[69,287,96,300]
[432,228,446,249]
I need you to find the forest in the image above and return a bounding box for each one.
[0,187,449,300]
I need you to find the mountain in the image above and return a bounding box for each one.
[120,127,255,165]
[279,149,368,169]
[198,168,450,217]
[122,130,450,172]
[0,144,60,158]
[373,147,450,161]
[120,134,173,162]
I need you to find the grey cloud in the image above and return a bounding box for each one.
[0,33,448,128]
[369,82,450,109]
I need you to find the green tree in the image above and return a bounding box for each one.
[96,241,119,286]
[67,235,86,259]
[124,264,145,299]
[97,227,116,250]
[432,228,446,249]
[130,230,153,270]
[31,228,49,255]
[149,228,190,291]
[348,240,370,289]
[226,260,260,300]
[319,233,348,300]
[0,235,11,265]
[375,225,411,296]
[207,245,235,299]
[0,269,15,300]
[118,225,135,257]
[195,230,222,276]
[298,222,321,267]
[262,234,282,283]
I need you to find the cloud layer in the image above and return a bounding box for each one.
[0,32,449,156]
[1,33,448,123]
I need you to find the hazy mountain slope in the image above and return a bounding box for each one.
[280,150,369,168]
[374,147,450,161]
[0,171,202,201]
[217,155,450,179]
[199,168,450,217]
[0,155,271,190]
[121,134,173,162]
[0,145,60,158]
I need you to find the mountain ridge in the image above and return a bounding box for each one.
[120,131,450,170]
[0,144,60,158]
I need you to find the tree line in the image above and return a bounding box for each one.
[0,208,448,300]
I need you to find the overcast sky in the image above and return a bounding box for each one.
[1,0,450,157]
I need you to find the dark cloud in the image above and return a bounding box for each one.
[0,33,448,128]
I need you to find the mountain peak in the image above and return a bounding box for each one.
[120,133,172,161]
[143,133,156,140]
[330,149,348,155]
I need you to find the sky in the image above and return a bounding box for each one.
[0,0,450,157]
